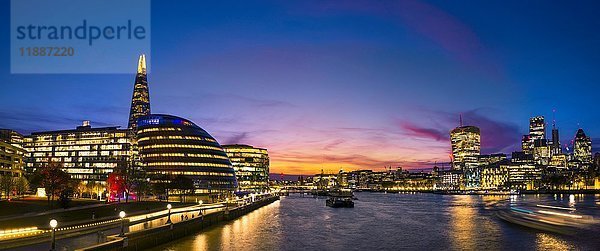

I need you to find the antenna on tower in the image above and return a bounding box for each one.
[459,113,463,127]
[552,109,556,129]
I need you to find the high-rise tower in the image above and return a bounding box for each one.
[573,128,592,164]
[522,116,545,154]
[529,116,546,141]
[450,123,481,189]
[450,125,481,170]
[128,54,151,130]
[550,118,561,155]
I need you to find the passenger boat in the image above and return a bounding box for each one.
[326,189,355,208]
[326,196,354,208]
[497,204,595,234]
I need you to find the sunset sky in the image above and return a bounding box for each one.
[1,1,600,175]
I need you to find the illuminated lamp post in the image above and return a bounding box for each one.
[49,219,58,251]
[166,204,172,224]
[119,211,126,237]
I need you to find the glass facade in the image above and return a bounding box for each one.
[451,126,481,189]
[573,128,592,164]
[127,54,151,130]
[0,130,25,177]
[136,114,238,200]
[223,144,269,191]
[24,123,132,183]
[450,126,481,170]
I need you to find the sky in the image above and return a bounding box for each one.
[1,0,600,175]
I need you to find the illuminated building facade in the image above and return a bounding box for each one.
[549,154,568,168]
[507,164,541,190]
[0,129,25,177]
[533,139,550,165]
[529,116,546,141]
[24,122,132,183]
[450,125,480,188]
[522,116,546,154]
[573,128,592,164]
[480,162,509,190]
[222,144,269,191]
[127,54,151,130]
[136,114,238,201]
[435,169,463,190]
[450,126,481,170]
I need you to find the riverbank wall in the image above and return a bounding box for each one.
[76,196,279,251]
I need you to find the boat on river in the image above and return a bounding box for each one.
[326,189,355,208]
[497,204,595,234]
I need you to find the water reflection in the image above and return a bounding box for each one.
[153,194,600,251]
[450,196,477,250]
[536,233,573,251]
[162,200,281,251]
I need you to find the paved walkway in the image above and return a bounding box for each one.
[0,203,111,222]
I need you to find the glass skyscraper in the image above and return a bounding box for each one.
[128,54,151,130]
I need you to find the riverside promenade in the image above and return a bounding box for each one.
[0,194,279,251]
[76,195,280,251]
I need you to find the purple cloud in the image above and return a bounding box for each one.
[399,121,447,141]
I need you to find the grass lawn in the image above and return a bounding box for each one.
[0,198,193,229]
[0,197,102,218]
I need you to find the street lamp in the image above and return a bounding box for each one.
[118,211,126,237]
[166,204,172,224]
[49,219,57,251]
[198,200,204,216]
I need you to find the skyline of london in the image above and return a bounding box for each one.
[2,1,600,175]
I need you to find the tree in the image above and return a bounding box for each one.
[131,172,150,201]
[75,181,86,198]
[171,175,195,202]
[26,171,43,192]
[86,181,96,199]
[40,162,71,207]
[0,175,15,200]
[152,182,169,201]
[107,172,126,202]
[15,176,29,198]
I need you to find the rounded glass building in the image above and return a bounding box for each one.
[136,114,237,202]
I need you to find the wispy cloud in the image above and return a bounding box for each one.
[399,121,447,141]
[221,132,249,145]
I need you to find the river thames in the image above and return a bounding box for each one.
[153,193,600,251]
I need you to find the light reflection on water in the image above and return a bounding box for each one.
[153,193,600,251]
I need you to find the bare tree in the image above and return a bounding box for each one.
[15,176,29,198]
[0,175,15,200]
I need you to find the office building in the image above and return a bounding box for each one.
[522,116,546,154]
[450,125,480,188]
[550,120,561,155]
[24,122,132,183]
[507,163,542,190]
[573,128,592,164]
[450,126,481,170]
[480,161,509,190]
[136,114,238,202]
[222,144,269,191]
[0,129,25,177]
